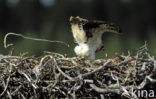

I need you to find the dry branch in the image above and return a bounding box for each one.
[0,44,156,98]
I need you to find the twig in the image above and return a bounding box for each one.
[136,74,156,89]
[52,57,74,81]
[153,60,156,72]
[89,84,120,94]
[115,58,134,66]
[4,32,69,48]
[0,62,12,96]
[7,91,12,99]
[18,70,38,89]
[43,73,61,90]
[11,85,22,96]
[56,64,74,81]
[0,76,10,96]
[74,59,111,80]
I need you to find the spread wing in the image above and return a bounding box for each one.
[83,20,106,39]
[83,20,122,40]
[83,20,122,53]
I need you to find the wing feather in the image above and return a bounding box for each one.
[83,20,122,40]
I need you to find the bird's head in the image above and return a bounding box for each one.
[69,16,88,25]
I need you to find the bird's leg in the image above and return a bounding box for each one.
[88,49,95,60]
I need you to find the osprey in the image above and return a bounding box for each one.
[70,16,122,60]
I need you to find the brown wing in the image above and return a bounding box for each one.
[99,23,122,34]
[83,20,105,39]
[83,20,122,40]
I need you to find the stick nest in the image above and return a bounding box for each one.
[0,45,156,99]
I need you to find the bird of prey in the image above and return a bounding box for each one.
[70,16,122,60]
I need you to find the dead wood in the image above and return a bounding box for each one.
[0,44,156,98]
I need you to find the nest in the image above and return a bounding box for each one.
[0,44,156,99]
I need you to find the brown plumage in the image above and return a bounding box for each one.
[70,16,122,60]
